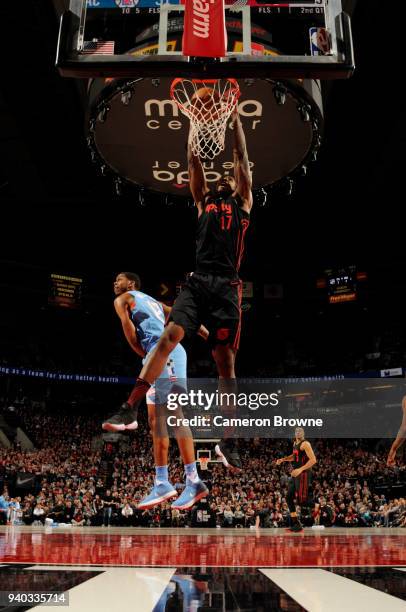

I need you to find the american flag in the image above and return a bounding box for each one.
[82,40,115,55]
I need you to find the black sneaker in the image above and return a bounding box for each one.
[215,441,242,470]
[102,402,138,432]
[288,520,304,533]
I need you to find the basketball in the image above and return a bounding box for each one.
[190,86,220,119]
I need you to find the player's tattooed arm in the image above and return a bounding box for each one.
[114,294,146,358]
[387,395,406,466]
[232,109,253,213]
[187,126,209,214]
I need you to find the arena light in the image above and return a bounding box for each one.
[114,177,123,196]
[285,178,294,196]
[273,83,287,106]
[258,187,268,207]
[298,105,311,122]
[97,105,110,123]
[120,90,132,106]
[138,187,146,206]
[164,194,175,207]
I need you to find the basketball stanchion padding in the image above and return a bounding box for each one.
[182,0,227,57]
[199,457,210,471]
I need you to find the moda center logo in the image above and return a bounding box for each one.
[144,98,263,130]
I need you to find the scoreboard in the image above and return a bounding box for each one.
[86,1,325,9]
[317,266,368,305]
[82,0,329,57]
[49,274,83,309]
[327,267,357,304]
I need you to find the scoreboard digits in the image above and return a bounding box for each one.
[49,274,83,309]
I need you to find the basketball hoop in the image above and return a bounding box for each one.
[170,78,240,160]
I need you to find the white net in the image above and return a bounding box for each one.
[171,78,240,160]
[228,0,250,12]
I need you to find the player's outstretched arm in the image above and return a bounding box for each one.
[387,396,406,466]
[114,293,145,358]
[275,454,294,465]
[232,109,253,213]
[188,126,208,214]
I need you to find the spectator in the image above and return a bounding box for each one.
[0,493,9,525]
[222,505,234,528]
[102,490,114,527]
[121,501,134,526]
[32,504,46,525]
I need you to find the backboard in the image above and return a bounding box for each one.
[57,0,354,79]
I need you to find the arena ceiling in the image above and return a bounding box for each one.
[0,0,405,274]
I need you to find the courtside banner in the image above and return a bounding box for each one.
[0,366,404,386]
[182,0,227,57]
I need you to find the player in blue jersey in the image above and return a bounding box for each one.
[103,272,208,510]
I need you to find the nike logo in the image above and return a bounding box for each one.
[17,477,33,486]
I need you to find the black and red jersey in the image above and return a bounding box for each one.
[195,193,250,279]
[292,440,309,470]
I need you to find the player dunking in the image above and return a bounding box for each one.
[104,272,208,510]
[387,395,406,466]
[103,108,252,470]
[275,427,317,532]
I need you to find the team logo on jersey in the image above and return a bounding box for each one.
[217,328,230,341]
[114,0,138,8]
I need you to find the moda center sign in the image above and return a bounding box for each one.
[88,77,323,195]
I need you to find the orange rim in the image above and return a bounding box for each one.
[170,77,241,110]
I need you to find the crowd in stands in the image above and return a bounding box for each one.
[0,398,405,529]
